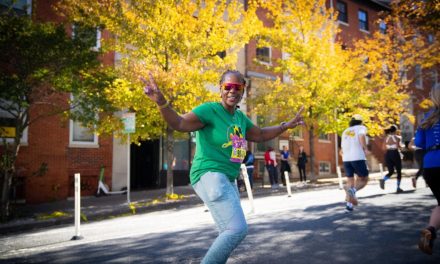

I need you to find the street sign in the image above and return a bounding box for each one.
[122,113,135,134]
[0,127,15,138]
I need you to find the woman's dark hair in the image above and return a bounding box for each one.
[349,119,362,127]
[219,70,246,86]
[384,125,397,134]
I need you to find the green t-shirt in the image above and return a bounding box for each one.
[190,102,254,185]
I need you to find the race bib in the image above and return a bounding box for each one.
[230,137,247,163]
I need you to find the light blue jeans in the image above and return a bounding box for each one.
[193,171,248,264]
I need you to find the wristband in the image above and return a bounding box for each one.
[158,101,170,109]
[280,122,287,132]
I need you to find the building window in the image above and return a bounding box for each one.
[415,64,423,89]
[291,127,303,140]
[256,47,271,64]
[399,65,408,84]
[72,23,101,51]
[319,161,331,175]
[318,133,330,141]
[336,1,348,23]
[70,120,97,144]
[69,95,98,147]
[0,0,31,15]
[379,21,386,34]
[358,10,369,31]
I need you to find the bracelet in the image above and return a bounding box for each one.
[158,101,170,109]
[280,122,287,132]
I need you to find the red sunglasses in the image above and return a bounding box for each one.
[221,83,244,92]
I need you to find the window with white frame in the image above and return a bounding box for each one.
[72,23,101,51]
[336,1,348,24]
[319,161,331,175]
[69,95,98,147]
[291,127,303,140]
[415,64,423,89]
[358,10,369,31]
[399,65,408,84]
[318,133,330,141]
[256,46,271,64]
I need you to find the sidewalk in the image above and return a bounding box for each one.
[0,169,418,235]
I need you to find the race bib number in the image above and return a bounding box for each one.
[230,137,247,163]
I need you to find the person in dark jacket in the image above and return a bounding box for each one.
[297,145,307,183]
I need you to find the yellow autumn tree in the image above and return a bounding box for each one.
[58,0,261,194]
[354,0,439,134]
[250,0,406,180]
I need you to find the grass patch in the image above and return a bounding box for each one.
[36,211,70,221]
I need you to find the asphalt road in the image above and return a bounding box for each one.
[1,178,439,263]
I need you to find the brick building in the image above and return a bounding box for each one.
[1,0,114,203]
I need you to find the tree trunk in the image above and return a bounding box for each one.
[0,142,19,222]
[308,124,317,183]
[165,126,175,195]
[1,169,13,222]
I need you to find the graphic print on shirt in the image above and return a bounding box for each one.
[222,125,247,163]
[345,130,356,138]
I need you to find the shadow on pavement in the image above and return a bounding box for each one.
[3,190,440,264]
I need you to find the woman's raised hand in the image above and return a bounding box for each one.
[287,106,305,129]
[140,72,166,105]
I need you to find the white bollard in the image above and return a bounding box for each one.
[284,171,292,197]
[127,134,131,204]
[241,164,255,214]
[379,163,384,178]
[71,173,83,240]
[337,166,343,190]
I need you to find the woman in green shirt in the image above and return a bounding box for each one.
[142,70,304,264]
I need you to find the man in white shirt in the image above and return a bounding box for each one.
[340,114,369,212]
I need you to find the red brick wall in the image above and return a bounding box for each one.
[289,129,338,176]
[14,89,113,203]
[246,7,283,79]
[11,0,114,204]
[331,0,387,48]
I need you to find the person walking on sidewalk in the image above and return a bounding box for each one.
[265,147,279,189]
[280,145,291,186]
[414,83,440,255]
[379,125,404,193]
[340,114,369,212]
[297,145,307,184]
[142,70,305,264]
